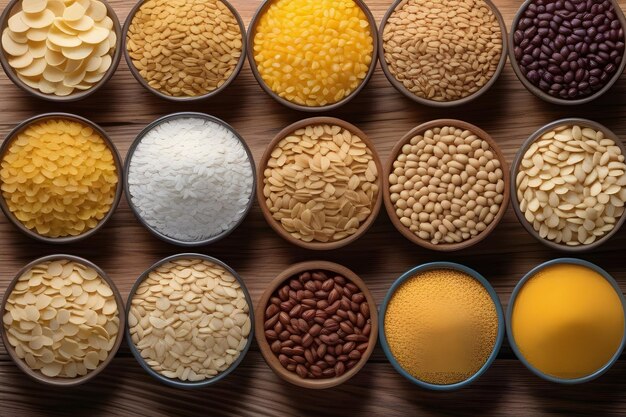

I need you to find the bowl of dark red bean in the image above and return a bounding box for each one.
[254,261,378,389]
[510,0,626,105]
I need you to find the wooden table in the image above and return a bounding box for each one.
[2,0,626,415]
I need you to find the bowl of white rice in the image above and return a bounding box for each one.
[124,112,256,246]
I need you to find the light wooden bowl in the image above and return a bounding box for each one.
[255,261,378,389]
[382,119,510,251]
[0,255,125,386]
[0,0,122,102]
[511,118,626,252]
[256,117,383,250]
[246,0,378,112]
[378,0,508,107]
[0,113,123,244]
[122,0,247,102]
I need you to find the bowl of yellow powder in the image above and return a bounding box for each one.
[380,262,504,390]
[507,258,626,384]
[0,113,122,243]
[248,0,378,112]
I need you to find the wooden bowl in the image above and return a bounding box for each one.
[0,254,125,386]
[511,118,626,252]
[125,253,255,389]
[0,113,124,244]
[0,0,122,102]
[123,112,256,247]
[378,0,508,108]
[246,0,378,112]
[255,261,378,389]
[122,0,247,102]
[256,117,383,250]
[508,0,626,106]
[382,119,510,251]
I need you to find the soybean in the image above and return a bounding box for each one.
[389,125,505,245]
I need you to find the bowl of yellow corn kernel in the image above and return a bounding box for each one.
[0,113,123,243]
[248,0,378,112]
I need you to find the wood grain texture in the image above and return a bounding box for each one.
[1,0,626,415]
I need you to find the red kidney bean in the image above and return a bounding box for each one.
[263,270,372,380]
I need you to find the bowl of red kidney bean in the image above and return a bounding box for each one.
[255,261,378,389]
[510,0,626,105]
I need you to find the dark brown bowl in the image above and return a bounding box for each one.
[378,0,508,108]
[382,119,510,251]
[122,0,247,102]
[255,260,378,389]
[0,0,122,102]
[246,0,378,112]
[0,254,125,386]
[511,118,626,252]
[508,0,626,106]
[256,117,383,250]
[0,113,123,244]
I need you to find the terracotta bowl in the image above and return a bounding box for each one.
[0,113,123,244]
[256,117,383,250]
[122,0,247,102]
[0,0,122,102]
[508,0,626,106]
[511,118,626,252]
[382,119,510,251]
[125,253,255,389]
[255,261,378,389]
[246,0,378,112]
[378,0,508,107]
[0,254,125,386]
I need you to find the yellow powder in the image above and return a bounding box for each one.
[253,0,374,107]
[512,263,625,380]
[384,269,498,385]
[0,118,118,238]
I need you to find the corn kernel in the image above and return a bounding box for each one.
[0,118,119,238]
[253,0,373,107]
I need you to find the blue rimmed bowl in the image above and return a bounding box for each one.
[379,262,505,390]
[506,258,626,385]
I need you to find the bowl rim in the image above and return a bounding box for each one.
[122,0,247,102]
[378,261,505,391]
[256,116,383,250]
[246,0,379,112]
[505,258,626,384]
[382,119,510,251]
[377,0,508,108]
[123,111,257,247]
[0,112,124,244]
[0,0,123,102]
[508,0,626,106]
[0,254,126,386]
[254,260,379,389]
[124,253,255,389]
[510,118,626,252]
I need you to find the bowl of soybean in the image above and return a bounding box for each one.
[378,0,508,107]
[509,0,626,105]
[123,0,247,101]
[383,119,509,251]
[507,258,626,384]
[247,0,378,112]
[379,262,504,390]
